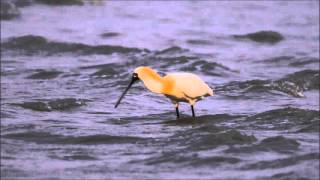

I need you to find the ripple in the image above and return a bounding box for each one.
[14,98,87,111]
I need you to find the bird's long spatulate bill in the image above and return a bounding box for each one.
[114,78,136,108]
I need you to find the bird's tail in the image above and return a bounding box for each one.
[207,86,214,96]
[209,89,214,96]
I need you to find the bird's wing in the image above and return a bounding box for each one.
[166,73,212,99]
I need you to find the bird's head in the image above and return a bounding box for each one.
[114,66,163,108]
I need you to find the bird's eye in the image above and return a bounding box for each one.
[133,73,138,78]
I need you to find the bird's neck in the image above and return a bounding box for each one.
[140,72,164,94]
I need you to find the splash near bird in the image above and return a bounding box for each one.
[114,66,213,118]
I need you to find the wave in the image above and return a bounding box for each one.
[223,107,320,133]
[26,69,63,79]
[100,32,121,38]
[226,135,300,154]
[241,152,318,170]
[135,152,241,166]
[50,154,98,161]
[89,65,120,77]
[257,136,300,152]
[180,60,238,77]
[186,39,214,46]
[7,0,84,7]
[14,98,87,111]
[2,35,148,56]
[269,171,317,180]
[154,46,189,55]
[233,30,284,43]
[81,51,236,79]
[258,56,319,67]
[170,125,256,151]
[280,70,319,91]
[217,79,305,98]
[148,107,318,133]
[160,114,245,126]
[34,0,84,6]
[245,107,319,133]
[131,125,253,165]
[188,156,241,167]
[1,1,20,20]
[160,56,194,66]
[151,46,236,75]
[217,69,319,98]
[3,131,146,144]
[2,35,237,79]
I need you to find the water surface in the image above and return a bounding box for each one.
[1,1,319,179]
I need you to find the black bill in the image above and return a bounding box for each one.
[114,73,139,108]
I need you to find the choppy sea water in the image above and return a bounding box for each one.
[1,1,319,179]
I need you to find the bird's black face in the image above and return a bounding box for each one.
[114,73,139,108]
[132,73,139,81]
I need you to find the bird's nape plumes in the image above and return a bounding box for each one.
[208,87,214,96]
[134,66,163,94]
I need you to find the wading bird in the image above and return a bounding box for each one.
[114,66,213,118]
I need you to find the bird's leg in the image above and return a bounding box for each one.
[175,103,180,119]
[191,105,195,117]
[176,107,180,119]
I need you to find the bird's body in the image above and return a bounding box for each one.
[115,66,214,118]
[162,72,213,105]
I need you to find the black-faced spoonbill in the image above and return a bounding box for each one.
[114,66,213,118]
